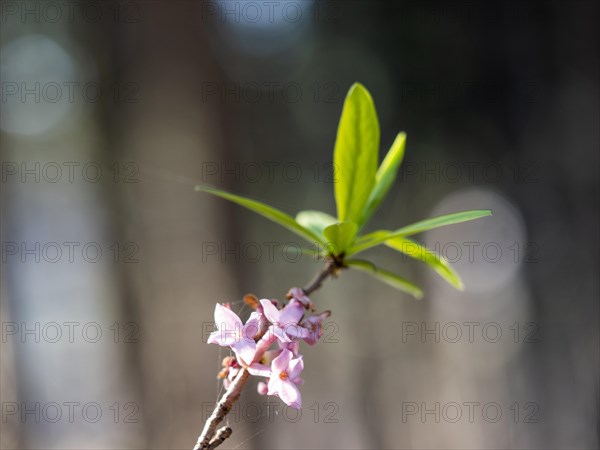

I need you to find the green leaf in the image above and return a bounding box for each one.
[333,82,380,224]
[295,210,337,237]
[358,132,407,227]
[195,185,325,245]
[347,209,492,255]
[385,237,463,290]
[346,230,391,255]
[323,222,358,255]
[385,209,493,237]
[345,259,423,299]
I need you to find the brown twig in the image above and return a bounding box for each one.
[192,261,339,449]
[302,257,341,296]
[207,426,232,449]
[193,368,249,450]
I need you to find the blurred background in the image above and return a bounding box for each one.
[1,1,598,449]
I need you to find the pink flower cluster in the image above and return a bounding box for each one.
[207,288,331,409]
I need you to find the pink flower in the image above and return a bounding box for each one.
[260,348,283,366]
[257,381,268,395]
[299,310,331,345]
[287,287,315,311]
[267,349,304,409]
[207,304,260,365]
[260,298,306,343]
[278,339,300,357]
[246,362,271,377]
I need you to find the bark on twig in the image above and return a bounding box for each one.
[193,368,249,450]
[302,259,340,296]
[207,426,232,450]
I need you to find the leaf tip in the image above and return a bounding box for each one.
[448,269,465,291]
[413,289,425,300]
[349,81,366,91]
[348,81,372,101]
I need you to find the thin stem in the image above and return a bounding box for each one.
[206,427,232,450]
[193,368,249,450]
[302,258,340,296]
[193,262,337,449]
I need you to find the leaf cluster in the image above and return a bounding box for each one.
[197,83,491,298]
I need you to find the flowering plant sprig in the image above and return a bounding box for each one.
[207,292,326,410]
[193,83,492,449]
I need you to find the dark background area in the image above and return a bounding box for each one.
[1,1,598,448]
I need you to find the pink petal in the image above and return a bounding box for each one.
[257,381,268,395]
[214,303,243,329]
[288,287,314,310]
[305,311,331,326]
[288,287,304,298]
[231,340,256,366]
[279,380,302,409]
[278,340,300,356]
[287,355,304,381]
[260,299,281,324]
[271,348,293,374]
[267,376,283,396]
[227,367,240,381]
[247,362,271,377]
[302,325,322,346]
[207,329,237,347]
[284,323,311,340]
[268,325,291,343]
[209,304,243,346]
[301,311,331,345]
[254,333,278,362]
[242,311,262,341]
[302,333,319,346]
[279,300,304,325]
